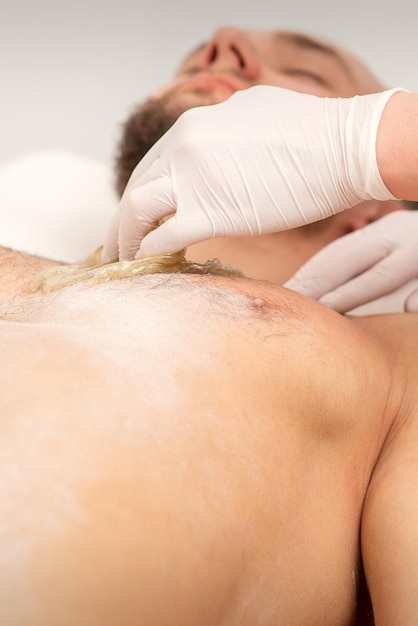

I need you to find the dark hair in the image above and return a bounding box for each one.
[403,200,418,210]
[114,97,185,197]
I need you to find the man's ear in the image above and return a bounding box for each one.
[340,199,404,232]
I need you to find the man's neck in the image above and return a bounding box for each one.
[186,226,339,285]
[0,246,62,301]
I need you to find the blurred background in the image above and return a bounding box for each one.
[1,0,417,169]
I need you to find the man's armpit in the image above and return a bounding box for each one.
[361,417,418,625]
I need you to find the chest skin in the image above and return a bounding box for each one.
[0,274,404,626]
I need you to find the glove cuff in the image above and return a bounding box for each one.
[358,88,408,201]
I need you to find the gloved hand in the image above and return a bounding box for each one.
[102,85,402,262]
[284,210,418,313]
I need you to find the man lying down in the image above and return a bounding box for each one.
[0,242,417,626]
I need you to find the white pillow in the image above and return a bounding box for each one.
[0,150,118,263]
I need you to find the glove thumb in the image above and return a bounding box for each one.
[136,215,208,259]
[405,287,418,312]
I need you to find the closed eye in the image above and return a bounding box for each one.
[284,69,327,85]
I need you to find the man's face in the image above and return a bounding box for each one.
[115,27,386,195]
[160,28,385,101]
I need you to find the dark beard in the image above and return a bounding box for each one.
[114,96,188,197]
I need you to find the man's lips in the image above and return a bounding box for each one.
[178,73,249,95]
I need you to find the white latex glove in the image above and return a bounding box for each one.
[284,210,418,313]
[102,85,402,262]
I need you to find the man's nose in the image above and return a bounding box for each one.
[198,27,261,79]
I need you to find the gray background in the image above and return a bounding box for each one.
[1,0,417,168]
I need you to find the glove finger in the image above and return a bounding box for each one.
[101,152,167,263]
[405,287,418,312]
[118,177,177,260]
[122,139,166,193]
[319,248,418,312]
[137,210,215,258]
[284,229,389,299]
[101,204,124,263]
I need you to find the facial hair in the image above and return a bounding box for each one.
[113,82,234,198]
[114,95,189,197]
